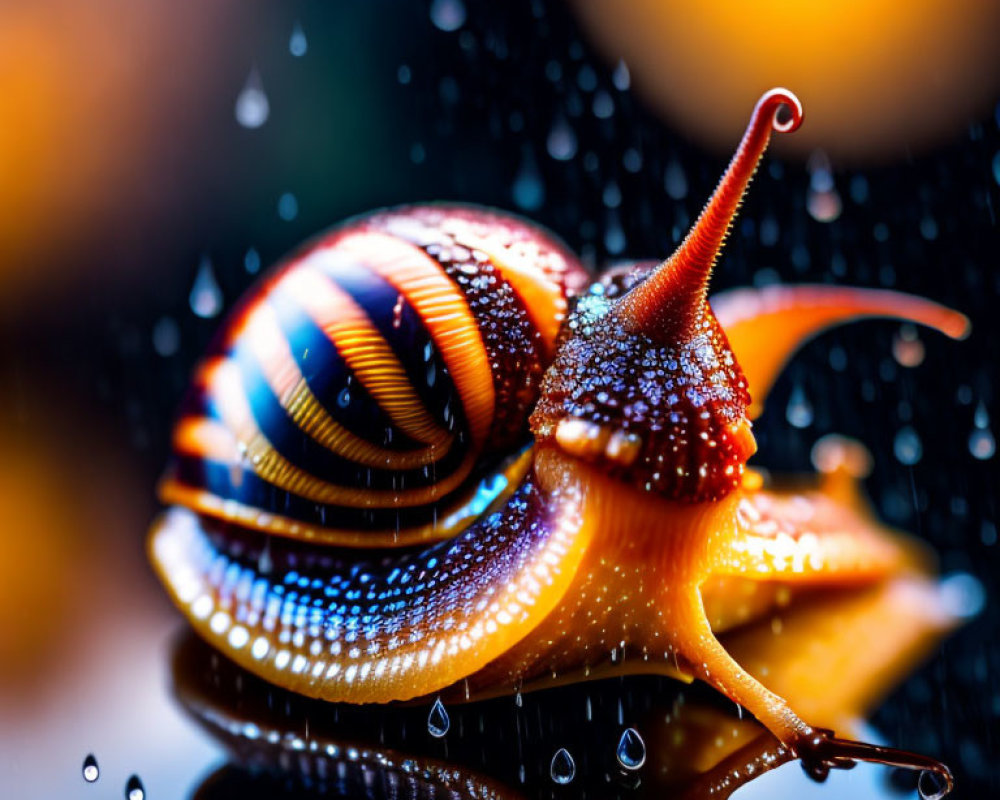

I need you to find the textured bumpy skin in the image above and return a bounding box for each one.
[150,90,969,792]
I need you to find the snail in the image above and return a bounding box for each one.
[150,89,970,790]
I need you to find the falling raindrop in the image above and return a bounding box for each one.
[892,325,925,367]
[759,215,780,247]
[152,316,180,357]
[244,247,261,274]
[616,727,646,770]
[278,192,299,221]
[512,147,544,211]
[289,21,308,57]
[550,748,576,784]
[189,256,223,319]
[664,160,687,200]
[917,769,949,800]
[82,754,100,783]
[894,426,923,465]
[125,775,145,800]
[604,207,626,255]
[546,114,577,161]
[397,64,412,84]
[234,69,269,129]
[785,384,813,428]
[806,152,842,222]
[592,90,614,119]
[602,181,621,208]
[969,403,995,459]
[427,698,450,737]
[612,59,630,91]
[337,388,351,409]
[430,0,466,32]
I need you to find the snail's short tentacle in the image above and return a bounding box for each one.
[666,584,953,785]
[667,585,814,744]
[711,285,971,418]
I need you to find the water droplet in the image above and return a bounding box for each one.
[807,189,842,222]
[602,181,621,208]
[277,192,299,221]
[604,207,626,255]
[894,426,923,465]
[427,698,450,737]
[940,572,985,619]
[892,325,925,367]
[337,388,351,409]
[546,114,577,161]
[189,256,223,319]
[612,59,630,91]
[993,151,1000,188]
[592,90,614,119]
[512,147,544,211]
[125,775,145,800]
[664,160,687,200]
[974,401,990,429]
[426,359,437,387]
[242,248,260,275]
[515,690,523,707]
[917,769,949,800]
[235,69,269,129]
[616,728,646,770]
[289,22,308,57]
[785,384,813,428]
[152,316,180,357]
[82,754,99,783]
[430,0,465,32]
[550,748,575,784]
[969,428,996,460]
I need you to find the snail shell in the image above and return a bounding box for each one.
[159,205,589,548]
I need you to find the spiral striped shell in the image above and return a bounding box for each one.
[160,205,589,547]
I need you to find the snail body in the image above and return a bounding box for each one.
[150,90,968,788]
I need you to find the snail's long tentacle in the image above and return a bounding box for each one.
[711,285,970,418]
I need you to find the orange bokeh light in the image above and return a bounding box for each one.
[572,0,1000,162]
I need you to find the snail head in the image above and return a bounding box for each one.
[530,89,803,502]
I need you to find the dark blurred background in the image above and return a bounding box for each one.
[0,1,997,797]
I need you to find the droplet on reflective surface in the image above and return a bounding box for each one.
[917,769,949,800]
[244,247,261,274]
[512,147,544,211]
[546,114,577,161]
[894,426,923,465]
[430,0,466,32]
[189,256,223,319]
[152,316,180,357]
[550,747,576,784]
[82,754,99,783]
[785,384,813,428]
[235,69,269,129]
[289,21,308,57]
[125,775,145,800]
[427,698,450,737]
[616,727,646,770]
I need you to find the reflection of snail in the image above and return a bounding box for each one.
[150,89,969,790]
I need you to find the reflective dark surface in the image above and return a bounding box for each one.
[0,1,997,798]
